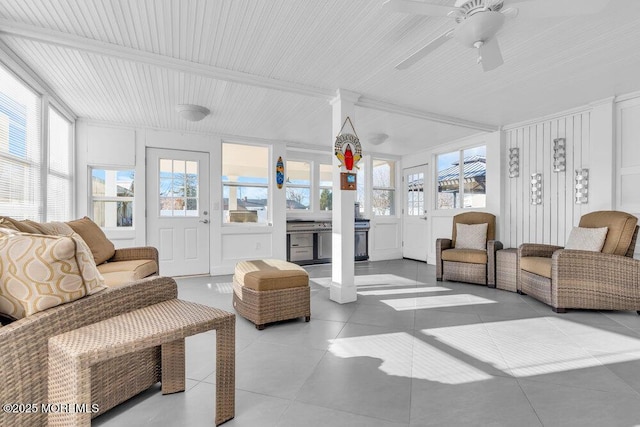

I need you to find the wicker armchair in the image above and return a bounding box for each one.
[517,211,639,313]
[436,212,502,286]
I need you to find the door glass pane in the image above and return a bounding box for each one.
[159,158,199,217]
[406,172,424,216]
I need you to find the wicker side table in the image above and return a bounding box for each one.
[48,299,235,427]
[496,248,518,292]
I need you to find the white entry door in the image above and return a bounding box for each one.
[146,148,210,276]
[403,164,429,262]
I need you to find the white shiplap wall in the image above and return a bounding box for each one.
[616,95,640,259]
[502,111,591,249]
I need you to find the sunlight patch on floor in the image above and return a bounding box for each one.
[328,332,493,384]
[422,317,640,377]
[310,274,426,289]
[381,294,496,311]
[358,286,450,296]
[214,282,233,294]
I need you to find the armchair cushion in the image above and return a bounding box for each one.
[521,256,552,279]
[452,212,495,247]
[565,226,608,252]
[455,223,488,250]
[441,248,487,264]
[579,211,638,256]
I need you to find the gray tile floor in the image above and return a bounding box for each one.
[94,259,640,426]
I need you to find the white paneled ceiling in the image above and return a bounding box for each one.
[1,0,639,155]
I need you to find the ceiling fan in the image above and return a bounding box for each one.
[384,0,611,72]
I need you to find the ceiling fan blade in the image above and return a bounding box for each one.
[395,30,454,70]
[507,0,611,18]
[478,37,503,72]
[382,0,458,17]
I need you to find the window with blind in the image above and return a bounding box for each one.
[47,107,72,222]
[0,65,42,220]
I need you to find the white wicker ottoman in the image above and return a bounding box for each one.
[232,259,310,330]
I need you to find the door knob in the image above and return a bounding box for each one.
[199,219,209,224]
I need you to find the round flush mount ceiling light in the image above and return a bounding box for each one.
[176,104,210,122]
[368,133,389,145]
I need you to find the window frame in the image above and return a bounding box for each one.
[222,141,271,226]
[286,159,312,211]
[0,58,75,222]
[89,167,135,229]
[371,158,396,216]
[435,144,487,211]
[318,162,333,212]
[46,105,73,222]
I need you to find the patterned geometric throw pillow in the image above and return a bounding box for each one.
[0,231,105,319]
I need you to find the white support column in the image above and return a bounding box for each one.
[330,89,360,304]
[589,98,615,211]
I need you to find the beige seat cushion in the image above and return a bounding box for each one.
[235,259,309,291]
[98,259,158,287]
[520,256,552,279]
[441,248,487,264]
[67,217,116,265]
[100,271,138,287]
